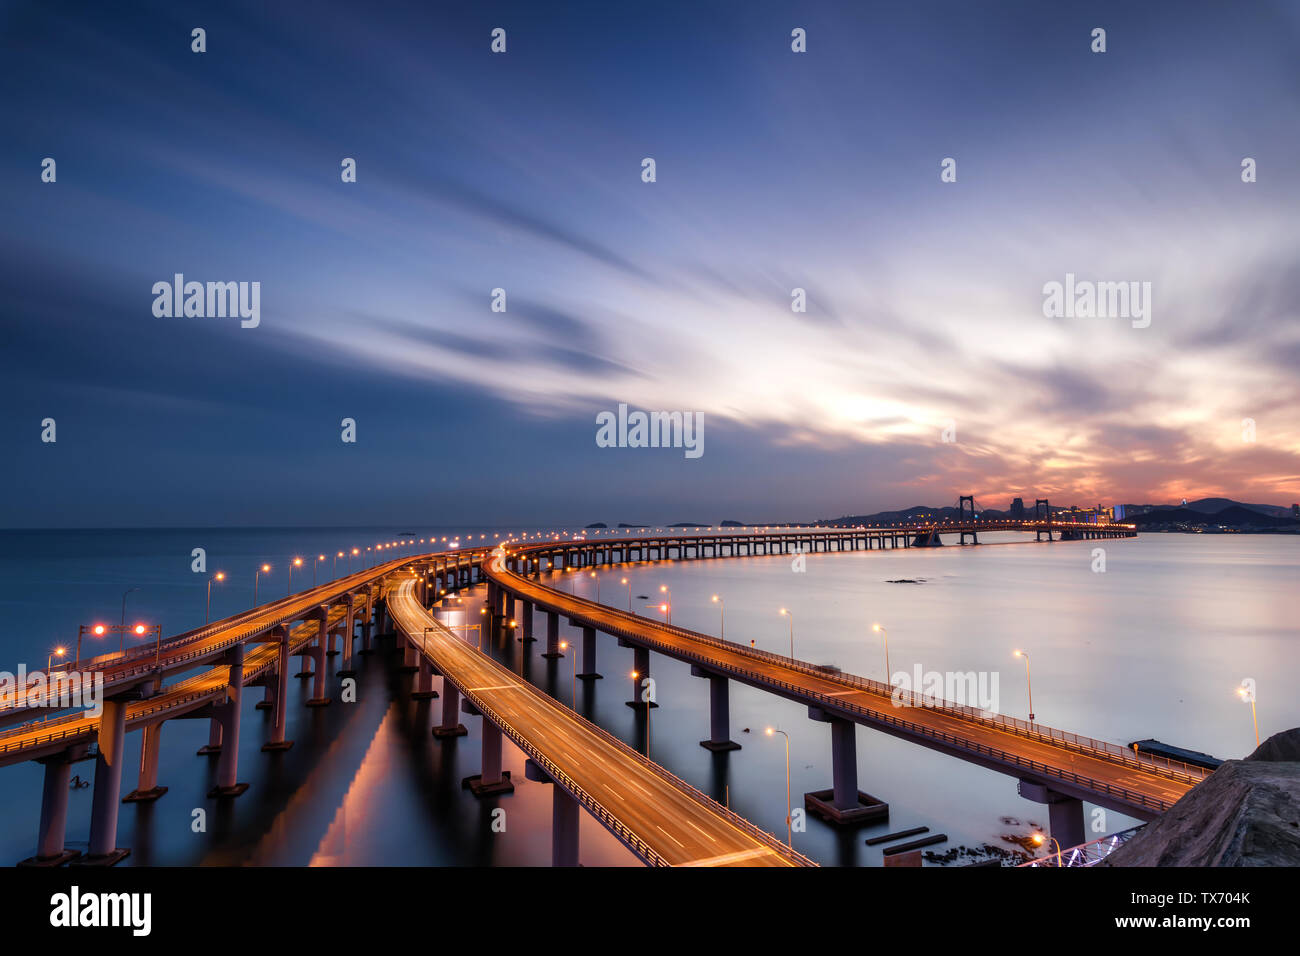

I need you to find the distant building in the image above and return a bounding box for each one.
[1010,497,1025,519]
[1293,504,1299,519]
[1114,504,1126,521]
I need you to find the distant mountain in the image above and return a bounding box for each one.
[720,520,746,527]
[1128,506,1298,530]
[1130,498,1291,518]
[670,522,709,527]
[585,522,608,528]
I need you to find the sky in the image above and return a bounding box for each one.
[2,0,1298,528]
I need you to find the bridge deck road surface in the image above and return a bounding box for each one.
[387,579,812,867]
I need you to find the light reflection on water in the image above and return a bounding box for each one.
[0,529,1293,866]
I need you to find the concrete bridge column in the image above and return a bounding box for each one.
[123,721,167,802]
[433,681,468,738]
[264,625,293,751]
[85,697,130,864]
[210,642,249,798]
[400,631,419,672]
[412,655,438,699]
[520,600,535,643]
[360,595,374,654]
[552,786,580,867]
[692,667,739,751]
[308,610,330,706]
[625,645,656,708]
[257,679,275,711]
[197,715,222,754]
[338,600,357,677]
[543,611,563,659]
[1018,780,1086,850]
[803,708,885,826]
[504,593,515,624]
[20,751,80,866]
[577,625,601,680]
[462,707,513,795]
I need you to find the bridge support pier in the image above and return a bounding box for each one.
[263,625,294,751]
[433,681,468,738]
[82,698,130,865]
[1017,780,1086,849]
[399,633,419,673]
[209,642,249,798]
[803,708,888,826]
[462,705,514,796]
[691,667,739,751]
[19,751,82,866]
[542,611,564,659]
[576,625,601,680]
[520,600,535,642]
[625,644,657,708]
[308,610,331,706]
[123,721,167,802]
[337,601,357,676]
[412,656,439,700]
[526,760,580,866]
[197,715,222,755]
[360,600,374,654]
[256,679,275,711]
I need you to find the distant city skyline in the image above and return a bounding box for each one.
[3,0,1298,528]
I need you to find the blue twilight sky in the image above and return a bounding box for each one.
[2,0,1298,528]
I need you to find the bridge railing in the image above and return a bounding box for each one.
[493,551,1206,792]
[403,600,813,867]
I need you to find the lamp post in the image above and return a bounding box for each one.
[589,571,600,603]
[1237,684,1259,748]
[121,586,141,627]
[288,556,303,595]
[350,548,358,573]
[621,577,631,611]
[659,585,671,624]
[1032,832,1063,867]
[48,646,66,672]
[872,623,890,686]
[712,594,724,640]
[206,571,225,624]
[315,554,326,586]
[254,564,270,606]
[766,727,793,850]
[1014,649,1034,721]
[779,608,794,658]
[631,670,650,757]
[560,640,576,705]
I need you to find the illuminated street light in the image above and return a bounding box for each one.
[1237,683,1259,748]
[288,556,303,595]
[620,577,631,611]
[254,564,271,606]
[659,585,672,624]
[711,594,724,640]
[207,571,225,624]
[315,554,326,586]
[48,646,66,672]
[766,727,793,850]
[1013,649,1034,721]
[1032,831,1063,867]
[779,608,794,658]
[872,623,890,686]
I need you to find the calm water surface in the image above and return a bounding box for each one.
[0,527,1294,866]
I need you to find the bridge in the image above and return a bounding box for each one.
[3,517,1185,868]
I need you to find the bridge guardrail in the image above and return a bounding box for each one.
[401,594,813,867]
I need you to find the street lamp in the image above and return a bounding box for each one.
[631,670,650,757]
[659,585,671,624]
[872,623,890,686]
[350,548,359,573]
[589,571,600,602]
[560,640,576,705]
[121,586,141,627]
[206,571,225,624]
[712,594,724,640]
[779,608,794,658]
[48,646,66,672]
[288,556,303,595]
[620,577,631,611]
[1032,831,1063,866]
[1013,649,1034,721]
[315,554,326,586]
[766,727,793,850]
[1237,683,1259,748]
[254,564,271,606]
